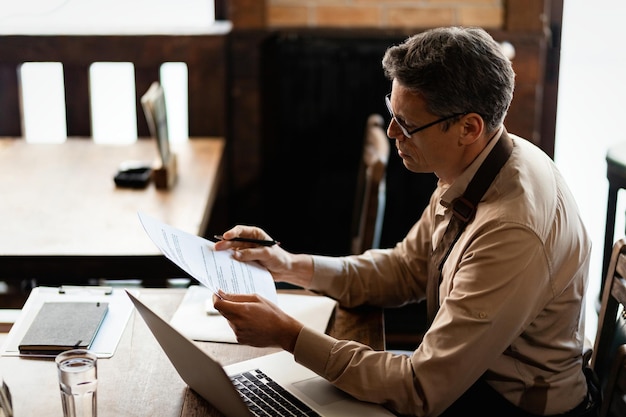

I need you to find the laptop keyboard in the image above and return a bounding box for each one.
[230,369,321,416]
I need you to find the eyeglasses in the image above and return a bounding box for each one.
[385,93,466,137]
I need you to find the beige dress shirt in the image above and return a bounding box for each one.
[293,131,592,416]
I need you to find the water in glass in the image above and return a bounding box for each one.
[57,350,97,417]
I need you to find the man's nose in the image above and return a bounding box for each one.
[387,119,405,141]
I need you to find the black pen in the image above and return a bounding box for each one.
[213,235,280,247]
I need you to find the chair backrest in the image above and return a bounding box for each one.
[0,31,229,138]
[592,238,626,416]
[601,344,626,417]
[351,113,389,255]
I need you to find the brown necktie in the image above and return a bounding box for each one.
[426,131,513,326]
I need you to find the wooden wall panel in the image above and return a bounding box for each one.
[0,64,21,137]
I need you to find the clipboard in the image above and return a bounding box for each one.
[0,286,136,358]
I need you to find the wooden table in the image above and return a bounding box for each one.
[0,288,385,416]
[0,138,224,284]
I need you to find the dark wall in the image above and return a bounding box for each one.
[255,33,437,256]
[225,27,551,257]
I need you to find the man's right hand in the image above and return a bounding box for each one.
[214,225,314,288]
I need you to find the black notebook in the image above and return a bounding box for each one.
[18,302,109,355]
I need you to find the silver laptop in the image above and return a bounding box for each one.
[126,291,394,417]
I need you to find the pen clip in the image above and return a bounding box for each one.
[58,286,113,295]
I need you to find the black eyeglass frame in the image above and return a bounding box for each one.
[385,93,466,137]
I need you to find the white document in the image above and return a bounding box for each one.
[137,211,278,304]
[170,285,337,343]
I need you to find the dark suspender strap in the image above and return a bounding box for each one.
[426,129,514,325]
[441,129,514,269]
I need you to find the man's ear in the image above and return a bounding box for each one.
[459,113,484,145]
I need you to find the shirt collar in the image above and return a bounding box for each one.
[439,126,504,209]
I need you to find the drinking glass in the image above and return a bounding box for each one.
[56,349,98,417]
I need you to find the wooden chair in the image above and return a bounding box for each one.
[348,114,426,350]
[600,344,626,417]
[350,113,389,255]
[601,144,626,303]
[592,238,626,416]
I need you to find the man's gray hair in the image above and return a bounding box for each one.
[382,26,515,132]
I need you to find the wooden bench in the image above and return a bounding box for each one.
[0,25,230,138]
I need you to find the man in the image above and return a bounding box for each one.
[213,26,596,416]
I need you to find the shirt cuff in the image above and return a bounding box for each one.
[293,325,337,376]
[310,255,344,293]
